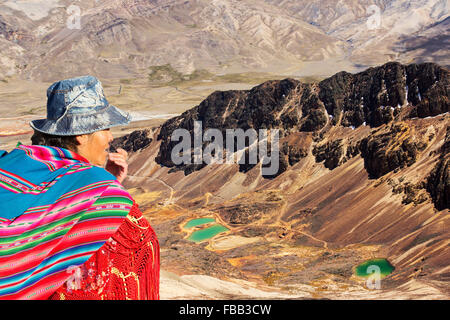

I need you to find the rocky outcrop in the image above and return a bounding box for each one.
[110,129,153,153]
[287,143,309,166]
[312,139,344,170]
[389,179,429,206]
[155,62,448,177]
[406,63,450,118]
[359,123,420,179]
[238,134,309,177]
[426,126,450,210]
[427,158,449,210]
[156,78,312,176]
[311,137,361,170]
[319,62,449,128]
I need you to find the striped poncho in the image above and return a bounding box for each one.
[0,145,133,299]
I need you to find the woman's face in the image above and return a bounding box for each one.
[76,129,114,166]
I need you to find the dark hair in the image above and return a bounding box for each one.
[31,130,80,152]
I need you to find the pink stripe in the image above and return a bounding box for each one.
[0,184,132,235]
[0,169,36,188]
[0,189,108,237]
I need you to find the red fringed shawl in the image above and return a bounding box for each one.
[48,202,160,300]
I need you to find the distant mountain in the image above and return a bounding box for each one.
[0,0,448,81]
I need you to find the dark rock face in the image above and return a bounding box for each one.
[360,123,419,179]
[427,158,449,210]
[156,78,313,177]
[426,126,450,210]
[406,63,450,118]
[346,140,361,158]
[154,62,449,177]
[237,142,289,179]
[298,85,328,131]
[312,139,344,170]
[287,143,308,166]
[110,129,153,152]
[312,138,361,170]
[319,62,449,128]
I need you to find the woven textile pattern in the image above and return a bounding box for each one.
[48,202,160,300]
[0,145,134,299]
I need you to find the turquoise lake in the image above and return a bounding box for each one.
[355,258,395,278]
[183,217,216,229]
[188,224,229,243]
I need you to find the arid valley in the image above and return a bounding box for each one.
[0,0,449,300]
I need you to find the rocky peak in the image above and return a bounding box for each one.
[110,129,153,153]
[359,122,421,179]
[155,62,449,178]
[319,62,449,128]
[426,125,450,210]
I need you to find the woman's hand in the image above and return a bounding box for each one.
[105,148,128,183]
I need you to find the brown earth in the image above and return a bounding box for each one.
[1,62,448,299]
[114,62,449,299]
[120,112,449,299]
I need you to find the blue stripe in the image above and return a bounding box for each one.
[0,241,103,294]
[0,256,88,297]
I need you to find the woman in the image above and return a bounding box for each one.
[0,76,159,300]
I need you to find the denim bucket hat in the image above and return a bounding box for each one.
[30,75,131,136]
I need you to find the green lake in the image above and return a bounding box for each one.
[355,258,395,278]
[188,224,229,243]
[183,217,216,229]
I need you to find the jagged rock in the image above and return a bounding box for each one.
[312,139,344,170]
[389,179,429,206]
[288,144,308,166]
[346,140,361,158]
[319,62,449,128]
[298,85,328,132]
[401,182,428,206]
[110,129,152,152]
[237,145,289,179]
[300,108,328,131]
[426,126,450,210]
[155,78,327,175]
[427,158,449,210]
[360,123,419,179]
[156,78,307,175]
[261,151,289,179]
[155,62,449,177]
[406,63,450,118]
[311,137,361,170]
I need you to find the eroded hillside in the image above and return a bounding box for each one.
[112,62,449,299]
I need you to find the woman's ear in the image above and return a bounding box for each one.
[75,134,88,146]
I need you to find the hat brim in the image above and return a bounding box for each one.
[30,104,132,136]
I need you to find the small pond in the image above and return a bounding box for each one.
[355,258,395,278]
[183,217,216,229]
[187,224,229,243]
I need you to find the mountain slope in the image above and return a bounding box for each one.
[0,0,448,81]
[113,62,449,298]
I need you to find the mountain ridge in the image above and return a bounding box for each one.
[152,61,448,196]
[0,0,448,81]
